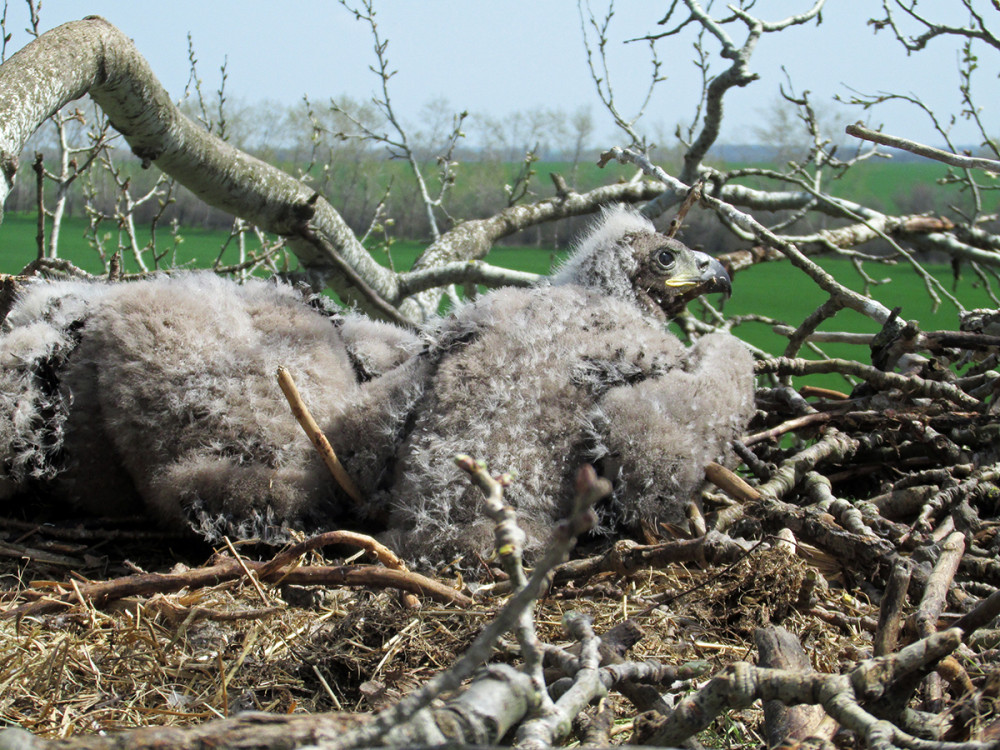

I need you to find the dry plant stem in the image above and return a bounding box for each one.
[551,530,753,584]
[743,411,835,446]
[666,179,704,239]
[875,561,912,657]
[799,385,851,400]
[810,607,879,635]
[756,502,894,575]
[712,210,953,277]
[756,357,982,411]
[395,260,538,299]
[846,123,1000,173]
[454,454,551,713]
[639,629,964,749]
[0,657,687,750]
[256,530,406,578]
[257,528,421,609]
[142,598,282,624]
[223,536,272,605]
[3,542,471,618]
[324,466,606,750]
[704,460,761,501]
[276,366,363,506]
[774,328,875,347]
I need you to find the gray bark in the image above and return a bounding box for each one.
[0,18,675,322]
[0,17,394,310]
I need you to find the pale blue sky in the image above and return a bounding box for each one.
[13,2,999,149]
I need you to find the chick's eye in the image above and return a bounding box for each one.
[656,249,675,268]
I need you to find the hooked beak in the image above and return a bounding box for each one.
[664,251,732,299]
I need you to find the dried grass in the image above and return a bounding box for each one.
[0,529,868,741]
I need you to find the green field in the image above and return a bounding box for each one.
[293,158,958,221]
[0,213,254,276]
[724,257,994,357]
[719,159,959,218]
[0,213,563,277]
[2,211,992,389]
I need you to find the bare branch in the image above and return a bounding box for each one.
[847,122,1000,172]
[0,18,397,312]
[676,0,826,184]
[601,145,895,324]
[396,260,539,298]
[755,357,983,410]
[874,0,1000,53]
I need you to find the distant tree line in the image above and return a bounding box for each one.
[9,97,633,249]
[9,91,956,255]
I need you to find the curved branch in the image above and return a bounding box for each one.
[755,357,983,410]
[0,19,688,323]
[397,179,667,318]
[397,260,539,299]
[678,0,826,185]
[0,17,395,309]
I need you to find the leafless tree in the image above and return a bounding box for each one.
[0,0,993,340]
[3,4,1000,750]
[0,1,995,334]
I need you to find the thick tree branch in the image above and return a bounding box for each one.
[396,260,539,299]
[0,17,399,311]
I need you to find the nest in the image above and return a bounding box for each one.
[0,307,998,748]
[0,521,864,742]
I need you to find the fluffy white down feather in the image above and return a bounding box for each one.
[0,206,755,559]
[0,273,424,539]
